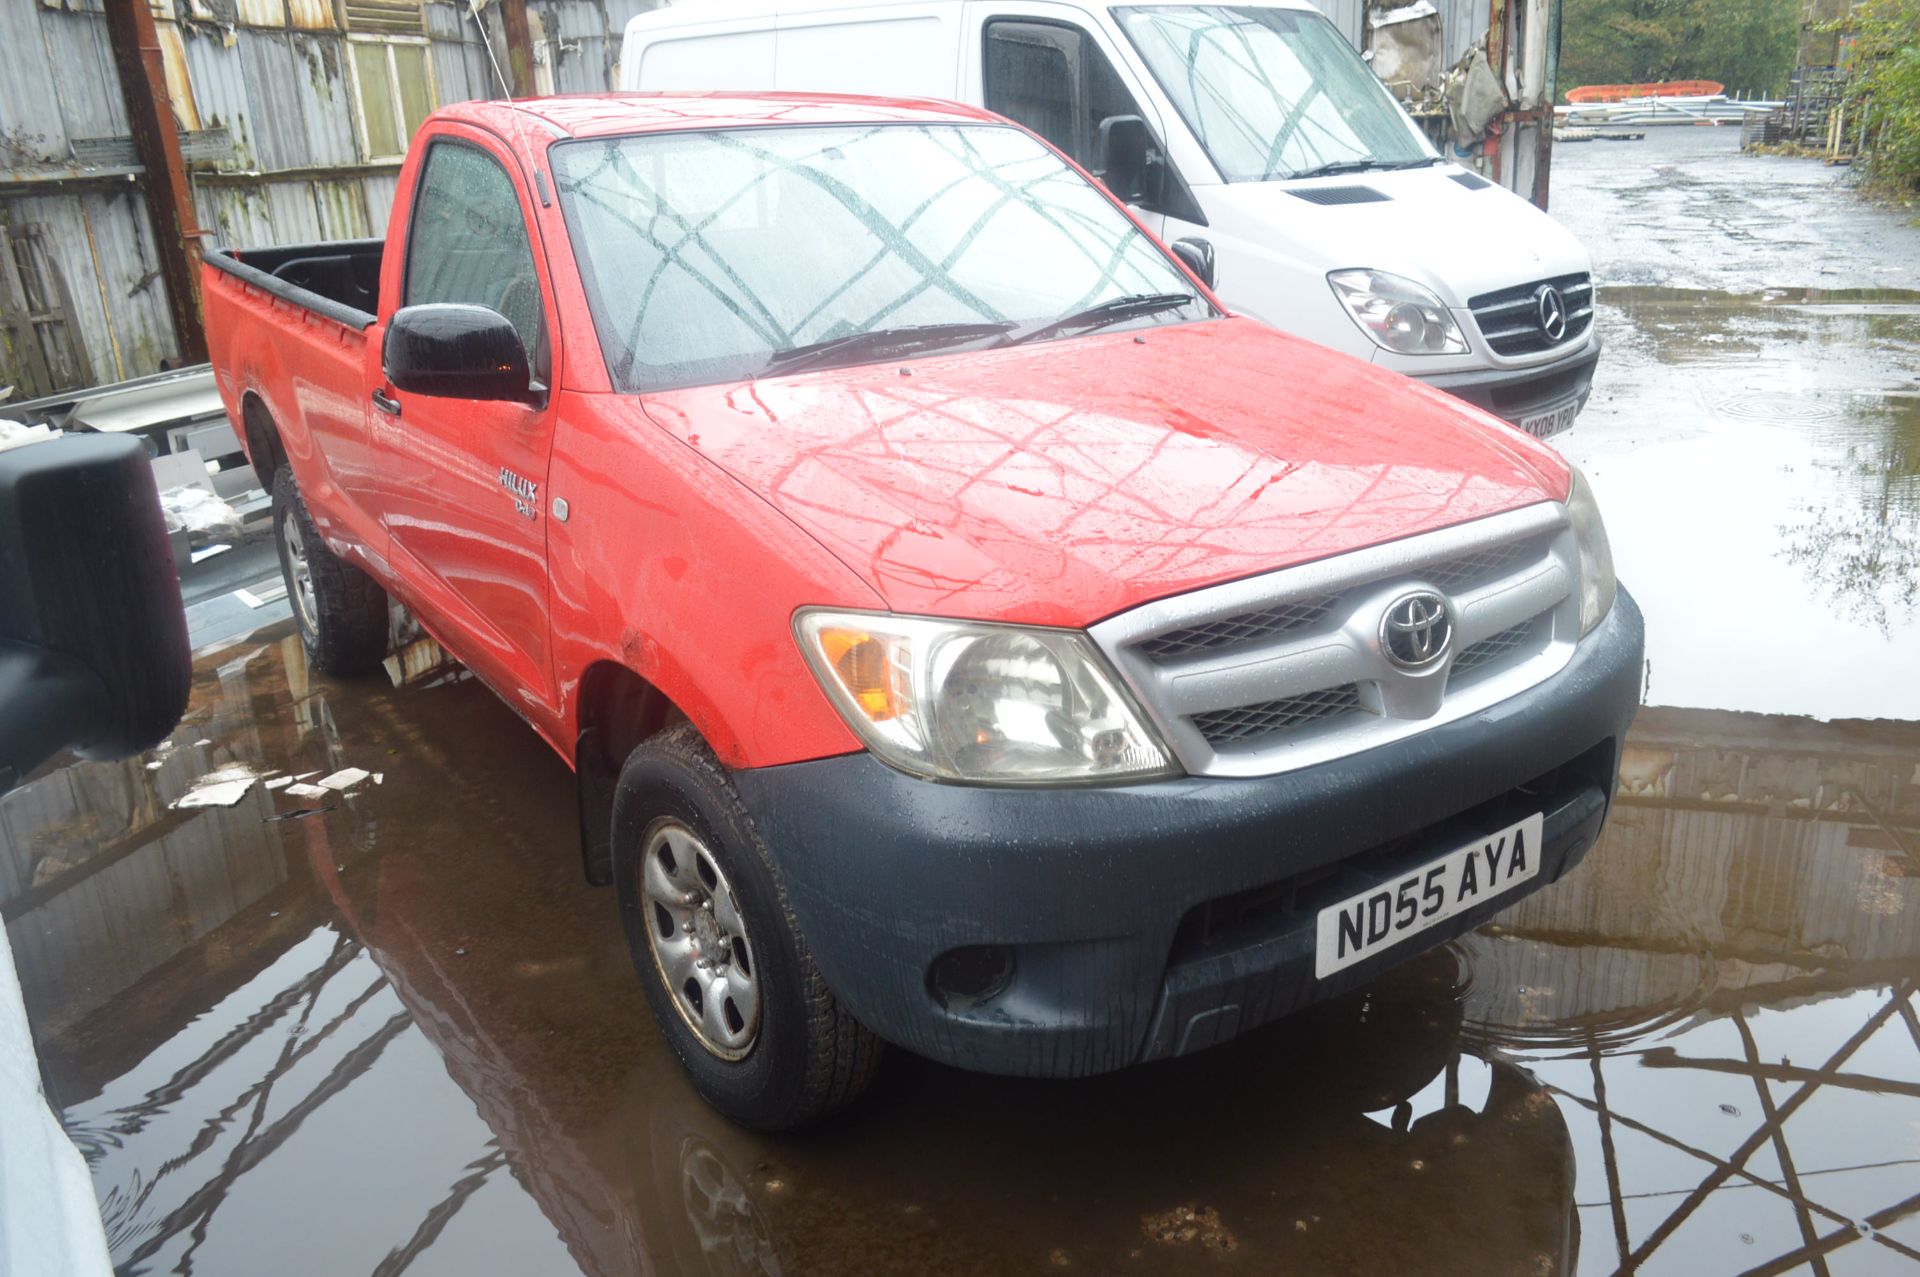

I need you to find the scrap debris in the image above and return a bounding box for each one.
[317,767,371,791]
[1140,1204,1239,1252]
[170,764,261,810]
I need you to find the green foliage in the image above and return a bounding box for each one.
[1844,0,1920,195]
[1560,0,1801,98]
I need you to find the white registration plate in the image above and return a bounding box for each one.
[1314,812,1544,979]
[1518,402,1579,439]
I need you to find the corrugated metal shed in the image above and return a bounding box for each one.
[0,0,574,393]
[1303,0,1365,49]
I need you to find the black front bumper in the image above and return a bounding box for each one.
[1421,339,1601,427]
[734,591,1643,1078]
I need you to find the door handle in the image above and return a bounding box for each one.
[372,387,402,417]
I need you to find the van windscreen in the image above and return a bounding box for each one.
[549,122,1206,392]
[1116,6,1433,183]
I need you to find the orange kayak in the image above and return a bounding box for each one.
[1566,80,1725,103]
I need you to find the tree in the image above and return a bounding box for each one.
[1560,0,1801,98]
[1843,0,1920,194]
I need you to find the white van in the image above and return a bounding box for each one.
[618,0,1600,437]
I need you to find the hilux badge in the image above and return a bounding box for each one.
[499,467,538,520]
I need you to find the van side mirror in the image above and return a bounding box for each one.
[1094,114,1164,207]
[1171,237,1216,290]
[385,304,537,404]
[0,433,190,795]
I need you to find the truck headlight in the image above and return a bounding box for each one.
[1327,269,1468,356]
[795,610,1178,785]
[1565,467,1617,635]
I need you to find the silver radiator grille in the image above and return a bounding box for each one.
[1089,503,1581,777]
[1192,685,1364,744]
[1468,272,1594,357]
[1138,534,1553,664]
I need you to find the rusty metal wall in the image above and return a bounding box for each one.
[0,1,182,392]
[2,0,659,394]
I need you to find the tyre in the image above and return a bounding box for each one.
[272,465,388,675]
[613,722,882,1130]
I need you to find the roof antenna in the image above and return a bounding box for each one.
[468,0,551,206]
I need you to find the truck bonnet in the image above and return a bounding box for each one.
[636,317,1571,630]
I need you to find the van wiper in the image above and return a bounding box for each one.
[1285,158,1388,180]
[761,321,1015,375]
[1003,293,1198,346]
[1286,156,1443,180]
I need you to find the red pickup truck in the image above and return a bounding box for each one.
[203,92,1642,1130]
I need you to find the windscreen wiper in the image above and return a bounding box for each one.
[1003,293,1199,347]
[1286,156,1443,180]
[1285,158,1390,180]
[761,321,1015,375]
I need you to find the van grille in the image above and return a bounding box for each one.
[1468,272,1594,357]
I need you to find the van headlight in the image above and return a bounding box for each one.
[795,610,1178,785]
[1328,269,1468,356]
[1566,467,1617,635]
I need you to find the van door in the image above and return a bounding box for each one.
[969,5,1195,234]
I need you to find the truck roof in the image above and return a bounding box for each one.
[437,92,1001,140]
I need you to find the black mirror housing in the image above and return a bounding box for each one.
[1094,114,1163,207]
[384,303,535,403]
[0,433,190,793]
[1171,237,1217,290]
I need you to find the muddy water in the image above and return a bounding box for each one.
[5,640,1918,1275]
[1545,130,1920,723]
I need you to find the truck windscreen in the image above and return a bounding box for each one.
[549,122,1204,391]
[1116,5,1433,183]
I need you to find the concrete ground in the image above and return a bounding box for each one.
[4,127,1919,1277]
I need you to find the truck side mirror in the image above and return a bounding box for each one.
[1171,237,1216,290]
[384,304,537,404]
[0,432,191,795]
[1093,114,1164,207]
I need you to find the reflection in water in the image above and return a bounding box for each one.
[1562,287,1920,717]
[3,634,1918,1275]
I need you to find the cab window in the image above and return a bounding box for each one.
[403,140,548,380]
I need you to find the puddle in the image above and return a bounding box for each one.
[4,631,1917,1276]
[1562,285,1920,721]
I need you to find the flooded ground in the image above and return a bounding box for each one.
[1551,127,1920,721]
[5,126,1920,1277]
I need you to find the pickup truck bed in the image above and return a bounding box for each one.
[203,240,384,329]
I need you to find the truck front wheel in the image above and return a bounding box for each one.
[271,466,388,675]
[612,722,882,1130]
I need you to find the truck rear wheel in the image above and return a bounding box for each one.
[612,722,882,1130]
[271,466,388,675]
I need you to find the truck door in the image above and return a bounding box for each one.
[369,129,562,724]
[970,6,1185,235]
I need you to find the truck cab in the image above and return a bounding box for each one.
[621,0,1600,438]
